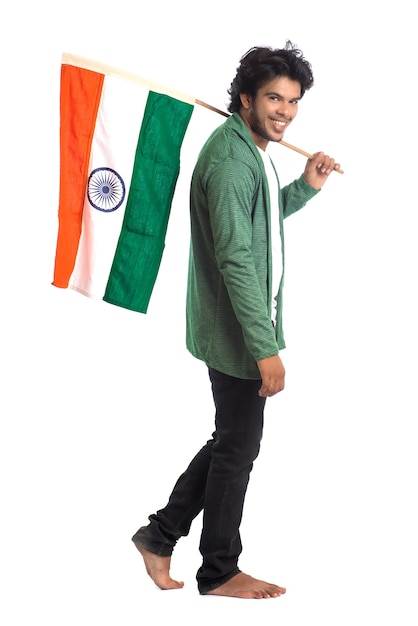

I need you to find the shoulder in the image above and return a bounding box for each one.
[195,114,262,179]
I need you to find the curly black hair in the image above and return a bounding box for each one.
[227,41,314,113]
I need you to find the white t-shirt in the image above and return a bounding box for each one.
[257,147,283,323]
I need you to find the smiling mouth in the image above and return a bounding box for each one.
[272,119,287,129]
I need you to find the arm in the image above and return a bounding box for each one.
[206,158,279,365]
[281,151,340,218]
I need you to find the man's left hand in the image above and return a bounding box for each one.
[303,151,340,190]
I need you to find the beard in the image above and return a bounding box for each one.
[248,111,272,142]
[247,109,286,144]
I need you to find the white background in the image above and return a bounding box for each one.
[1,2,417,625]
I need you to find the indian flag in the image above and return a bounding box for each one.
[52,53,196,314]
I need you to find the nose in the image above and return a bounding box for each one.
[276,101,290,118]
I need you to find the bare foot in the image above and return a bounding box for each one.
[204,572,286,599]
[133,542,184,590]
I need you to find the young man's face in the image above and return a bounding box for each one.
[240,75,301,150]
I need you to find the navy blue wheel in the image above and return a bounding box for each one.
[87,167,126,212]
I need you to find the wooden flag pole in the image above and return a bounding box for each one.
[195,99,230,118]
[195,98,344,175]
[279,141,344,175]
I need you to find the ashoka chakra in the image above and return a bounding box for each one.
[87,167,126,212]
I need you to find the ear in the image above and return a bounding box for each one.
[239,93,252,110]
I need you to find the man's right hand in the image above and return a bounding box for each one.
[257,355,285,397]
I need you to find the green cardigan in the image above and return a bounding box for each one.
[186,113,319,379]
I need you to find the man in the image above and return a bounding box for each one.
[132,42,339,599]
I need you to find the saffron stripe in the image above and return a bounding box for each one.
[53,64,104,288]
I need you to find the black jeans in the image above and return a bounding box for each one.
[132,367,266,594]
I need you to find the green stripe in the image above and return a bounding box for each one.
[103,92,193,313]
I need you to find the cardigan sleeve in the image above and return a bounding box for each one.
[281,175,320,219]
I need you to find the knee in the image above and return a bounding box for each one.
[212,437,261,474]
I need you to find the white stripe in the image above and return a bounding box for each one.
[69,74,149,299]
